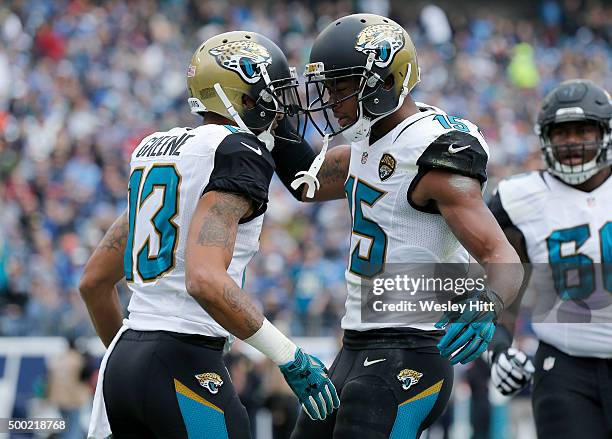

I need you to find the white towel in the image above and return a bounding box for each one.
[87,323,130,439]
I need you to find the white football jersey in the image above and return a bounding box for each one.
[124,124,274,338]
[342,103,490,331]
[494,170,612,357]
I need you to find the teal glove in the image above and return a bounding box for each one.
[435,290,503,365]
[279,348,340,420]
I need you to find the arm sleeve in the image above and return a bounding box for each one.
[416,131,489,183]
[203,132,275,222]
[270,117,317,200]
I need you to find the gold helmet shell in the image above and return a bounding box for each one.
[304,14,420,140]
[187,31,297,130]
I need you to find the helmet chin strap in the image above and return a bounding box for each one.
[213,82,275,151]
[552,158,600,185]
[341,100,372,143]
[544,130,612,185]
[549,152,604,185]
[291,134,330,199]
[341,63,413,144]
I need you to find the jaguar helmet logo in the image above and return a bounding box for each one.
[355,24,405,68]
[195,372,224,394]
[209,41,272,84]
[397,368,423,390]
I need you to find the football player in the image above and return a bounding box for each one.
[270,14,523,438]
[487,79,612,438]
[79,32,338,439]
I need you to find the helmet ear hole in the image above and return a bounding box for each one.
[242,94,256,110]
[383,74,394,91]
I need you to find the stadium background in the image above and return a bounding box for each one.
[0,0,610,437]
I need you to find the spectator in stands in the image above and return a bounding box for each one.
[47,337,91,439]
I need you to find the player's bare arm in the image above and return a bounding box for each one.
[185,190,265,338]
[486,187,534,337]
[411,169,523,306]
[186,189,340,419]
[482,220,535,396]
[271,117,350,202]
[301,145,350,201]
[495,226,531,333]
[79,211,127,347]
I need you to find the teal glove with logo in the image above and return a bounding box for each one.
[435,290,504,365]
[279,348,340,420]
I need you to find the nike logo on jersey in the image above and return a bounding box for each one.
[240,141,262,155]
[363,357,387,367]
[447,144,471,154]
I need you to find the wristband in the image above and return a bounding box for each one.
[244,319,297,365]
[477,289,504,318]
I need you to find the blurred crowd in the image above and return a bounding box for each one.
[0,0,610,343]
[1,0,609,437]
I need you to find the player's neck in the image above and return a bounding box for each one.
[569,167,612,192]
[202,113,235,127]
[369,97,420,145]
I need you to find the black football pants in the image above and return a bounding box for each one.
[532,341,612,439]
[103,329,251,439]
[291,328,453,439]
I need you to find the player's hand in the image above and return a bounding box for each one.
[435,290,503,365]
[279,348,340,420]
[489,347,534,396]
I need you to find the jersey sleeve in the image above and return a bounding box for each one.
[203,132,275,221]
[416,130,489,183]
[487,189,514,230]
[487,183,530,263]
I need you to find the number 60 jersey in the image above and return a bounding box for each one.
[491,170,612,358]
[123,124,274,338]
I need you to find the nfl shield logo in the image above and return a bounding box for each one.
[187,65,196,77]
[543,356,555,371]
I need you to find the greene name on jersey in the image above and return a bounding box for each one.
[124,124,274,338]
[342,102,490,331]
[490,170,612,358]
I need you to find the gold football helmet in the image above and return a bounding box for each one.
[304,14,420,142]
[187,31,301,133]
